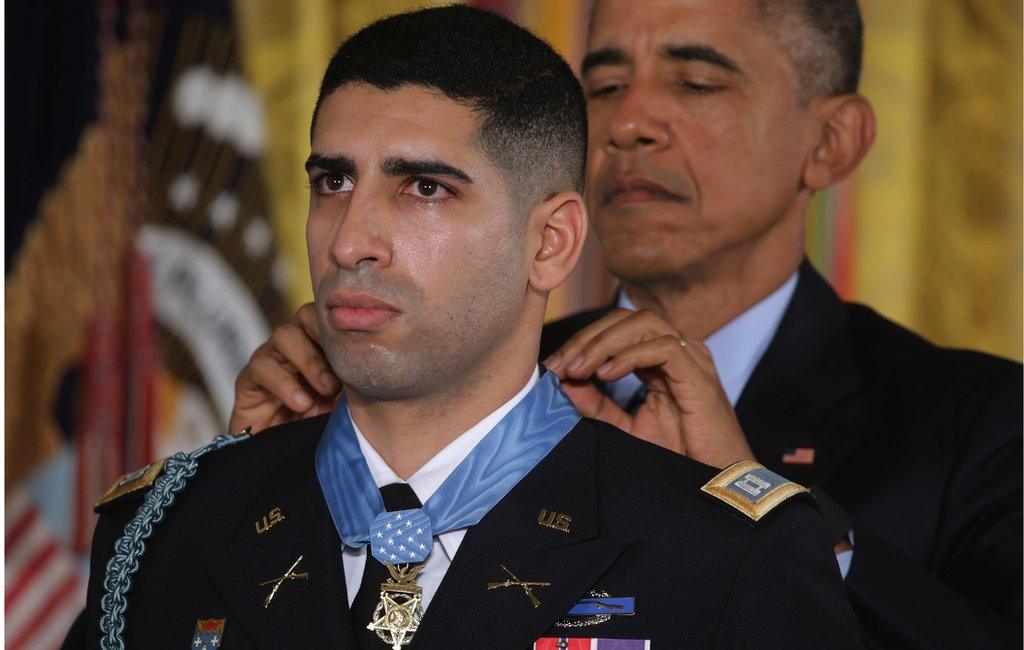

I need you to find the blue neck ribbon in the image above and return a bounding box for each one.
[315,368,581,565]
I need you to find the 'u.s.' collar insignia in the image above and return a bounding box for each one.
[701,460,809,522]
[191,618,226,649]
[255,507,285,535]
[538,508,571,533]
[94,459,167,511]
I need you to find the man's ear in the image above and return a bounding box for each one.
[527,191,588,293]
[803,94,877,191]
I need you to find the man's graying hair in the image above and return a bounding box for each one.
[311,5,587,205]
[757,0,864,103]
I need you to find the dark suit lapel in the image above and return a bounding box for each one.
[736,260,867,488]
[414,423,627,648]
[198,443,355,648]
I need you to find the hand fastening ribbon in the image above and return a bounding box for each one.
[315,368,581,565]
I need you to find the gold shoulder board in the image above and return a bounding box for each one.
[94,459,167,511]
[701,460,809,522]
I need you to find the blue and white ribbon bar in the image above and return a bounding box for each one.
[566,597,636,616]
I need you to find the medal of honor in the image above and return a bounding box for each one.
[366,508,432,647]
[367,563,425,649]
[316,369,582,650]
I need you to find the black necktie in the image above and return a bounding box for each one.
[350,483,422,648]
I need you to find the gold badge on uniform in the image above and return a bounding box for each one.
[255,507,285,535]
[257,555,309,608]
[537,508,572,533]
[700,460,809,521]
[367,563,425,650]
[486,564,551,608]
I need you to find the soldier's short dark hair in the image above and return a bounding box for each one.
[312,5,587,204]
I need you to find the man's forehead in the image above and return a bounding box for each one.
[587,0,764,58]
[312,84,483,161]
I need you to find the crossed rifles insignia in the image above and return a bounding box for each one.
[486,564,551,608]
[258,555,310,608]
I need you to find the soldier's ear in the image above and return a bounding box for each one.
[527,191,587,293]
[803,94,876,191]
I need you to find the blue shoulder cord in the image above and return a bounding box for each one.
[98,432,251,650]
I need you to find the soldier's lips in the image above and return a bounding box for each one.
[326,293,401,331]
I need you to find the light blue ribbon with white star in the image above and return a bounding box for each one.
[315,368,580,565]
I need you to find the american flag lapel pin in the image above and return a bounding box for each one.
[782,447,815,464]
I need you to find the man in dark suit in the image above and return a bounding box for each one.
[66,6,862,649]
[543,260,1022,648]
[227,1,1021,647]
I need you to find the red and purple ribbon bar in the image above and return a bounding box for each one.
[535,639,650,650]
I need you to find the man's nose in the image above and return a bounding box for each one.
[329,191,393,271]
[605,82,669,152]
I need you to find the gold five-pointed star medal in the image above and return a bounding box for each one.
[367,563,425,650]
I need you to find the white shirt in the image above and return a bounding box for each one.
[608,272,799,408]
[341,366,540,609]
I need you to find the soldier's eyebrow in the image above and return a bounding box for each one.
[662,44,744,76]
[304,154,356,176]
[381,157,473,184]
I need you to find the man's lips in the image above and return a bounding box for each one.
[601,175,687,205]
[326,292,401,331]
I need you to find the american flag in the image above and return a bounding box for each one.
[5,491,86,650]
[782,447,816,464]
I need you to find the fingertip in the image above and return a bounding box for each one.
[320,371,341,392]
[293,391,313,410]
[566,355,584,373]
[546,362,567,379]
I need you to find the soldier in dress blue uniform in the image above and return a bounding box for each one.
[229,2,1023,648]
[64,7,862,649]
